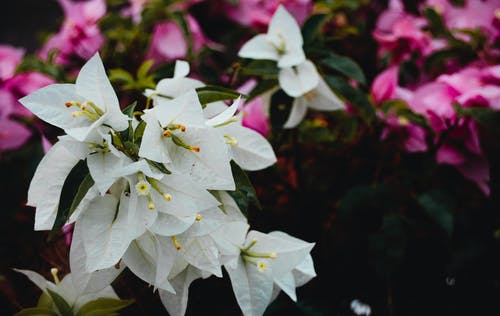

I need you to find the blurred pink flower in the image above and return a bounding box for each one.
[380,115,428,153]
[237,80,270,137]
[39,0,106,66]
[0,118,32,152]
[223,0,312,29]
[425,0,499,35]
[146,15,211,65]
[0,45,24,81]
[121,0,148,23]
[0,44,55,152]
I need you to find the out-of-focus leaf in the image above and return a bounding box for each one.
[76,298,133,316]
[380,99,430,129]
[46,289,73,316]
[398,59,420,86]
[423,7,451,38]
[137,60,154,80]
[454,105,500,136]
[324,75,375,120]
[227,161,261,215]
[49,160,90,240]
[302,14,330,44]
[418,190,454,237]
[196,86,243,106]
[368,215,407,278]
[321,53,366,86]
[109,69,134,85]
[240,60,279,77]
[37,292,53,310]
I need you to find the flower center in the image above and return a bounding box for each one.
[66,100,104,122]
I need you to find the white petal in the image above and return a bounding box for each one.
[279,60,320,97]
[203,101,229,120]
[206,97,241,126]
[292,254,316,287]
[81,193,134,271]
[70,222,124,295]
[268,5,303,49]
[226,257,274,316]
[220,123,276,171]
[283,98,307,129]
[159,266,202,316]
[138,112,172,163]
[28,141,85,230]
[307,77,345,111]
[178,236,222,277]
[166,127,235,190]
[274,272,297,301]
[155,236,178,291]
[76,53,128,131]
[238,34,280,61]
[149,213,196,236]
[217,191,247,223]
[152,89,205,127]
[13,269,52,292]
[87,150,125,195]
[155,77,204,99]
[174,60,190,78]
[19,84,86,132]
[278,49,305,68]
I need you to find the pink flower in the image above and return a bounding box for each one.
[146,15,211,65]
[380,114,428,153]
[0,45,24,81]
[39,0,106,66]
[237,80,270,137]
[0,117,32,152]
[223,0,312,29]
[121,0,148,24]
[425,0,499,35]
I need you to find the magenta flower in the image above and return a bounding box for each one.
[0,44,55,152]
[223,0,312,29]
[39,0,106,66]
[121,0,148,24]
[146,15,211,65]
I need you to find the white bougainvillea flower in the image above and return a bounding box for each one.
[206,98,277,171]
[284,75,346,129]
[225,230,315,316]
[238,5,305,68]
[145,60,204,100]
[70,220,126,295]
[140,89,234,190]
[14,268,118,312]
[19,53,129,142]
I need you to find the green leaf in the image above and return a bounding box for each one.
[146,159,171,175]
[122,101,137,118]
[137,60,154,80]
[109,68,134,84]
[324,75,375,120]
[14,307,58,316]
[423,7,451,38]
[321,53,366,86]
[240,60,279,77]
[46,289,74,316]
[246,79,278,102]
[76,298,133,316]
[418,190,454,237]
[49,160,90,240]
[69,174,95,218]
[227,161,261,215]
[37,292,53,310]
[133,120,147,142]
[302,13,329,44]
[196,86,243,106]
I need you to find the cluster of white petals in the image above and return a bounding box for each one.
[20,53,315,316]
[238,5,346,128]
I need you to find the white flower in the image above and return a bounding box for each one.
[19,53,129,142]
[238,5,305,68]
[14,268,118,312]
[283,75,345,128]
[225,230,315,316]
[139,89,235,190]
[206,98,277,171]
[145,60,204,100]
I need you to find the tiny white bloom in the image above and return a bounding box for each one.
[238,5,305,68]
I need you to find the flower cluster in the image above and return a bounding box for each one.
[371,0,500,194]
[20,53,314,316]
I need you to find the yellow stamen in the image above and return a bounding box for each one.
[172,236,181,250]
[189,146,200,152]
[163,130,171,137]
[50,268,60,285]
[195,214,202,221]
